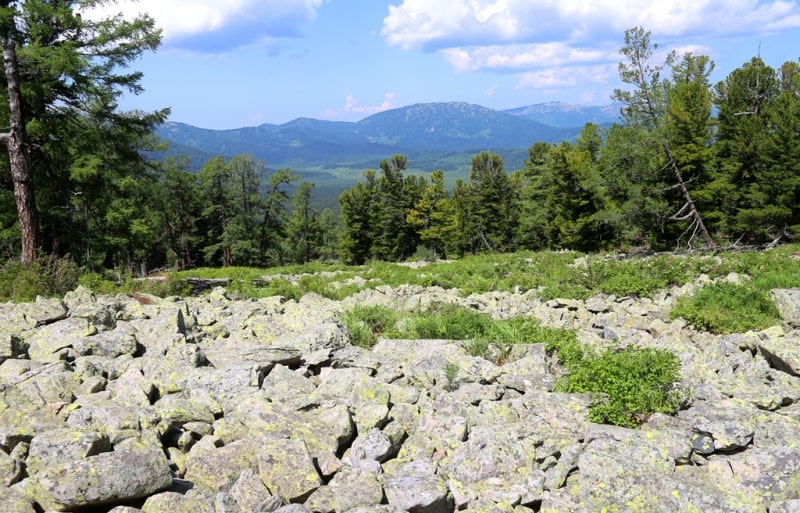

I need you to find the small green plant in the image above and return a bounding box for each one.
[341,305,399,348]
[401,302,490,341]
[552,345,682,428]
[670,282,781,334]
[443,363,459,391]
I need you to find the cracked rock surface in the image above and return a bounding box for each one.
[1,282,800,512]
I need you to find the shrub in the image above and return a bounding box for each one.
[553,345,682,428]
[0,256,80,301]
[670,282,780,334]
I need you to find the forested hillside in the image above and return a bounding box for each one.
[0,16,798,275]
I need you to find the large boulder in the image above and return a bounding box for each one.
[20,449,172,511]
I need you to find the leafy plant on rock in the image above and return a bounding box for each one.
[549,339,682,428]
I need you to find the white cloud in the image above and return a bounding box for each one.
[515,65,616,89]
[442,43,617,72]
[382,0,800,52]
[382,0,800,97]
[85,0,328,51]
[322,93,398,120]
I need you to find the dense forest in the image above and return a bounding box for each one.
[0,10,798,272]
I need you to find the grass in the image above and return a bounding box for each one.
[670,281,781,334]
[340,300,577,360]
[4,244,799,337]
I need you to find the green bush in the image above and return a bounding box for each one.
[0,257,80,301]
[553,345,682,428]
[670,282,780,334]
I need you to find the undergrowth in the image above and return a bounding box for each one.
[546,337,682,428]
[670,282,781,334]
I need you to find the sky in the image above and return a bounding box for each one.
[90,0,800,130]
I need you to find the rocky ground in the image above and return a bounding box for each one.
[1,274,800,512]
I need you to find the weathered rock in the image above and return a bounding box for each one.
[25,427,111,475]
[21,449,172,511]
[257,438,322,502]
[0,449,22,486]
[141,490,214,513]
[0,487,37,513]
[384,460,453,513]
[0,279,798,512]
[771,289,800,327]
[26,317,96,362]
[229,468,284,513]
[184,437,261,493]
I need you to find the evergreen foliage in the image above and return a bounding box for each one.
[2,22,800,273]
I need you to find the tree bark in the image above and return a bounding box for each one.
[1,8,39,264]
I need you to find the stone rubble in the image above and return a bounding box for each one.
[0,280,799,512]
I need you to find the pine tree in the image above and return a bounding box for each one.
[0,0,166,263]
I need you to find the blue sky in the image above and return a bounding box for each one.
[92,0,800,129]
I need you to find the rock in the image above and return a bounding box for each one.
[229,468,284,512]
[0,280,799,511]
[384,460,453,513]
[21,449,172,511]
[327,466,384,511]
[25,428,111,475]
[348,428,395,468]
[257,438,322,502]
[0,449,23,486]
[0,487,37,513]
[758,334,800,376]
[141,491,214,513]
[771,289,800,326]
[184,438,261,493]
[26,317,96,362]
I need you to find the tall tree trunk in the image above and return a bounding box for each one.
[1,9,38,264]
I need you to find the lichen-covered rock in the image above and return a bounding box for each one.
[0,449,22,486]
[21,449,172,511]
[140,491,214,513]
[758,333,800,376]
[257,437,322,502]
[0,487,37,513]
[184,437,261,493]
[25,428,111,475]
[384,460,452,513]
[771,289,800,327]
[26,317,96,362]
[229,468,284,512]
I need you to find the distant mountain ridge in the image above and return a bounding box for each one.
[503,101,622,127]
[155,101,620,193]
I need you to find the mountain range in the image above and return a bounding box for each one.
[154,101,621,200]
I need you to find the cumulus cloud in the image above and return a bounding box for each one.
[381,0,800,96]
[442,43,617,72]
[516,65,616,89]
[85,0,328,52]
[321,93,398,120]
[382,0,800,52]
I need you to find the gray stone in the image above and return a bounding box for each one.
[384,461,452,513]
[26,428,111,475]
[22,449,172,511]
[26,317,96,362]
[0,487,37,513]
[771,289,800,326]
[229,468,284,513]
[184,438,261,493]
[257,438,321,502]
